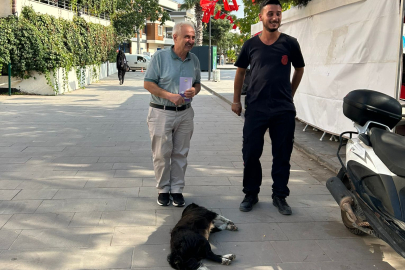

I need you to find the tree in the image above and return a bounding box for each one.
[111,0,171,43]
[180,0,204,46]
[237,0,312,36]
[202,14,236,52]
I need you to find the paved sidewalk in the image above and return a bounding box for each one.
[0,72,403,269]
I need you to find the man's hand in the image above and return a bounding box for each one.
[184,87,196,98]
[232,102,242,116]
[169,94,185,106]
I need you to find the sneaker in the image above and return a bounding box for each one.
[171,193,185,207]
[239,194,259,212]
[157,193,170,206]
[273,196,292,215]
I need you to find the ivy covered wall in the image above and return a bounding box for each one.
[0,6,117,94]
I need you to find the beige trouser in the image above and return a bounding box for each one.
[147,106,194,193]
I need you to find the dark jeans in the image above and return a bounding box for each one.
[242,110,296,198]
[118,69,126,83]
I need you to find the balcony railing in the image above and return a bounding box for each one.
[29,0,110,20]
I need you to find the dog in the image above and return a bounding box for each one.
[167,203,238,270]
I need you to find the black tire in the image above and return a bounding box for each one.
[341,209,367,236]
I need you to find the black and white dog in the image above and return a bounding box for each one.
[167,203,238,270]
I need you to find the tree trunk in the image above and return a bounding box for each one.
[195,4,203,46]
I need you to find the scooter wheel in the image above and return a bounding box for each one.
[341,210,366,236]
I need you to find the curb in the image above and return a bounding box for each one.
[201,82,341,175]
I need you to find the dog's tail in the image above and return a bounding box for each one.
[167,252,201,270]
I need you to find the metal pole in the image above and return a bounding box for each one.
[208,17,211,81]
[395,0,405,100]
[8,63,11,96]
[137,30,141,54]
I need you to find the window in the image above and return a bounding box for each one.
[158,25,163,36]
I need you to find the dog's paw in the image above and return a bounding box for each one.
[221,258,232,265]
[226,223,238,231]
[222,254,236,261]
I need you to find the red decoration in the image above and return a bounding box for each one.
[232,24,238,29]
[227,15,234,24]
[223,0,231,10]
[220,13,226,19]
[214,10,221,19]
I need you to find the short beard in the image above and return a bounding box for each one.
[263,25,279,33]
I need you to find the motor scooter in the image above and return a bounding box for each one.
[326,89,405,258]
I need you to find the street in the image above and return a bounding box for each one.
[0,71,404,269]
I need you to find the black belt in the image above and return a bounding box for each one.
[150,103,191,111]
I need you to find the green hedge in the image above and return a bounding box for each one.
[0,6,117,94]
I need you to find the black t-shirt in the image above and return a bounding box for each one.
[235,33,305,115]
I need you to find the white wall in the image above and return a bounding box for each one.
[1,62,117,95]
[0,0,12,17]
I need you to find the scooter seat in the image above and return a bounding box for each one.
[370,127,405,177]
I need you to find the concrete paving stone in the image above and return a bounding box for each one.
[51,163,114,171]
[219,206,314,224]
[279,221,357,240]
[142,178,156,187]
[0,157,30,164]
[22,147,66,152]
[184,176,232,186]
[74,170,115,179]
[314,260,405,270]
[270,240,331,263]
[185,167,242,177]
[15,179,87,189]
[0,230,21,249]
[139,186,239,198]
[64,146,131,152]
[35,198,127,213]
[0,180,24,189]
[131,244,171,268]
[0,247,134,270]
[187,155,243,162]
[85,178,143,188]
[305,206,342,222]
[39,170,79,179]
[12,189,58,200]
[0,146,28,153]
[51,156,100,164]
[286,194,337,208]
[98,156,152,163]
[209,223,288,242]
[3,213,74,230]
[0,215,12,229]
[0,189,20,200]
[114,169,155,178]
[0,200,42,214]
[316,238,405,261]
[156,209,184,226]
[69,212,103,227]
[126,197,185,211]
[99,210,156,227]
[10,227,113,250]
[181,196,245,209]
[0,164,54,172]
[112,162,154,170]
[111,226,171,246]
[188,161,237,168]
[52,188,139,199]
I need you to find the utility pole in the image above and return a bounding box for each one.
[137,30,141,54]
[208,17,211,81]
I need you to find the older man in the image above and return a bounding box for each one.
[144,22,201,207]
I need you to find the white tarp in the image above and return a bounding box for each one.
[277,0,401,135]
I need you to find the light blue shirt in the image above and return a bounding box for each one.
[144,46,201,106]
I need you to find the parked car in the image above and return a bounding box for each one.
[125,53,150,71]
